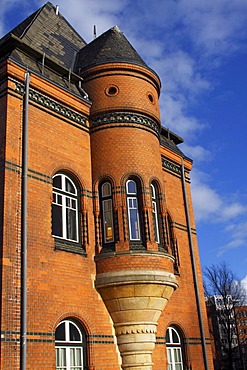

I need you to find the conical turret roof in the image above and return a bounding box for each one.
[75,25,148,72]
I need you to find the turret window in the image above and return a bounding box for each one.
[151,183,160,244]
[105,85,119,96]
[126,180,141,241]
[100,182,114,244]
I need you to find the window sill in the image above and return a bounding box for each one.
[54,239,86,256]
[129,242,146,251]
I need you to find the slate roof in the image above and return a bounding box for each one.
[160,126,191,161]
[10,2,86,70]
[0,2,87,96]
[75,26,149,72]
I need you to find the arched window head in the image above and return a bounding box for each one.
[166,326,185,370]
[55,319,88,370]
[151,183,160,244]
[100,181,114,245]
[126,179,141,241]
[52,173,79,243]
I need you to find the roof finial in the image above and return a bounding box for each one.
[93,25,97,39]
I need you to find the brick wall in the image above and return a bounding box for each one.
[0,56,214,369]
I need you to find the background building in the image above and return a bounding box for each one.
[0,2,214,369]
[235,305,247,369]
[206,296,247,369]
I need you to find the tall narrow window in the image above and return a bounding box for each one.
[100,182,114,244]
[166,326,184,370]
[55,319,87,370]
[52,174,79,242]
[167,214,180,273]
[151,183,160,244]
[126,180,141,241]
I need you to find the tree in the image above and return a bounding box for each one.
[204,262,247,370]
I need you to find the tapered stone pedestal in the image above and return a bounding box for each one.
[95,269,178,369]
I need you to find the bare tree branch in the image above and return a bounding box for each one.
[204,262,246,370]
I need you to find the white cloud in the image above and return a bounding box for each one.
[159,93,208,140]
[154,51,210,95]
[191,170,247,223]
[217,239,246,256]
[177,0,247,56]
[181,144,212,162]
[225,222,247,239]
[58,0,128,42]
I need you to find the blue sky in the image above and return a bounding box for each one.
[1,0,247,290]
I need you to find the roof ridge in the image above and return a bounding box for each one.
[19,2,47,38]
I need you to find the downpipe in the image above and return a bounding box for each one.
[181,158,209,370]
[20,71,30,370]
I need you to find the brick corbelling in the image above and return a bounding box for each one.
[80,62,161,93]
[95,251,175,274]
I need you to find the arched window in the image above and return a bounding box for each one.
[167,214,180,273]
[166,326,184,370]
[52,173,79,243]
[151,183,160,244]
[126,179,141,241]
[100,181,114,245]
[55,319,88,370]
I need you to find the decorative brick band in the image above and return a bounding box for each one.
[1,330,54,343]
[91,111,160,136]
[13,80,88,129]
[88,334,115,344]
[156,336,211,345]
[162,157,181,176]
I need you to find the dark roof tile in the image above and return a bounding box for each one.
[3,2,86,71]
[75,25,148,72]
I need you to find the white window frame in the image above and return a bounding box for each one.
[101,182,114,244]
[151,183,160,244]
[166,326,184,370]
[55,320,84,370]
[52,174,79,243]
[126,180,141,241]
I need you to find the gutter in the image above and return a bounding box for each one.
[181,158,209,370]
[20,71,30,370]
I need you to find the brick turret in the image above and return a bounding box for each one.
[77,26,178,369]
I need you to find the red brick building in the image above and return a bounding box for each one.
[0,2,214,369]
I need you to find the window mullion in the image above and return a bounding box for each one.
[62,194,67,239]
[66,346,70,370]
[171,349,175,370]
[75,196,79,243]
